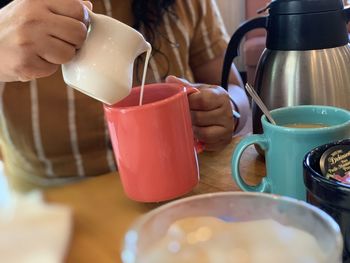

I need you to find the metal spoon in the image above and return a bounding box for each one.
[245,83,276,125]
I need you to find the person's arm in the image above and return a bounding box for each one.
[0,0,91,82]
[192,54,250,134]
[169,0,250,152]
[166,74,235,152]
[166,53,251,151]
[167,55,250,152]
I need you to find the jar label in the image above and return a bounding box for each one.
[320,145,350,184]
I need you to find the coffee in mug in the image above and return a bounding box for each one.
[284,123,329,129]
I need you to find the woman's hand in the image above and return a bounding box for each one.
[0,0,92,82]
[166,76,236,152]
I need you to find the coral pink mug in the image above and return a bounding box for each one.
[104,83,201,202]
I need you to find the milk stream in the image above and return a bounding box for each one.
[138,44,152,106]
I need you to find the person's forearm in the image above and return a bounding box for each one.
[228,84,250,134]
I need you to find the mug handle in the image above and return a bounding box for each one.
[185,86,204,153]
[231,135,271,192]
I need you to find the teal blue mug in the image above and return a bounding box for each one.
[232,105,350,201]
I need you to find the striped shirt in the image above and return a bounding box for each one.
[1,0,230,191]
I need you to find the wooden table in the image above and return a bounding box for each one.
[44,136,266,263]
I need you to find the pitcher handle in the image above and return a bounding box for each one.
[85,8,97,27]
[221,16,267,90]
[231,134,271,192]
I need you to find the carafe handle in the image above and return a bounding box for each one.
[221,16,267,90]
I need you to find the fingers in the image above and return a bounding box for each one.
[167,76,229,111]
[48,14,87,48]
[189,85,234,127]
[37,36,76,64]
[37,1,90,64]
[165,75,182,84]
[192,104,235,152]
[191,107,233,127]
[48,0,89,23]
[83,1,93,10]
[192,112,235,151]
[193,126,227,143]
[188,88,229,111]
[165,75,192,86]
[166,75,235,152]
[193,126,233,151]
[46,0,89,48]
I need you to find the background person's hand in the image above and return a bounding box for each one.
[166,75,236,152]
[0,0,92,82]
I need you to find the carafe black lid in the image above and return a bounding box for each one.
[269,0,344,15]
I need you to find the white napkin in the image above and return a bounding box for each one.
[0,163,72,263]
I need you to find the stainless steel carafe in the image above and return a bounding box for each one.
[222,0,350,134]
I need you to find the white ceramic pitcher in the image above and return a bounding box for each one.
[62,10,151,105]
